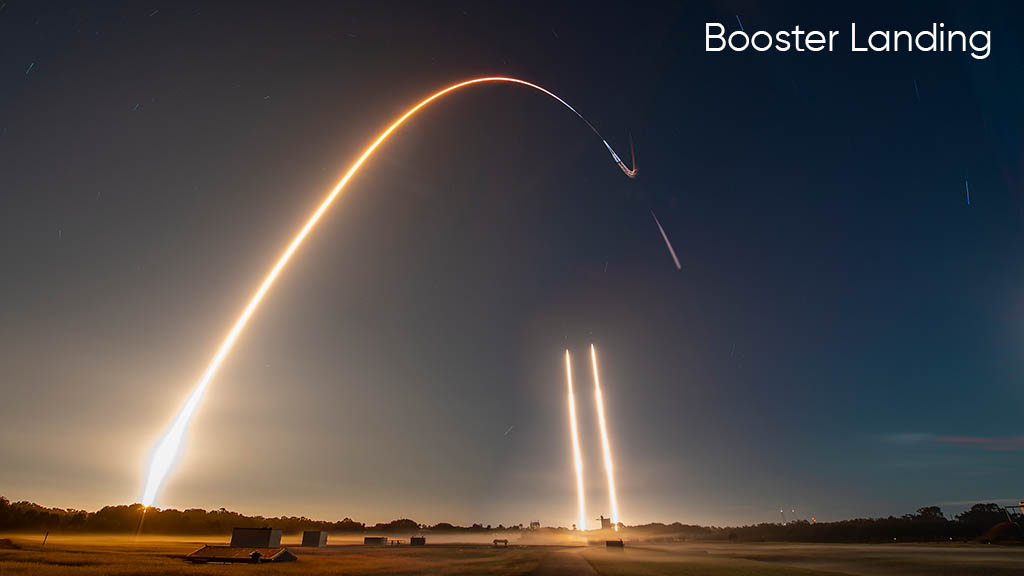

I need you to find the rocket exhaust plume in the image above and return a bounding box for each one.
[566,350,587,531]
[139,77,636,507]
[591,344,621,529]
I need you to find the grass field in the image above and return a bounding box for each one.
[1,534,1022,575]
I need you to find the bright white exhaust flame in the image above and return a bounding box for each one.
[139,77,635,508]
[566,350,587,531]
[591,344,620,528]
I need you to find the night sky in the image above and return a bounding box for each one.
[2,1,1023,527]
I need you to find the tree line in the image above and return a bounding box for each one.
[0,496,1015,541]
[631,505,1017,543]
[0,496,522,534]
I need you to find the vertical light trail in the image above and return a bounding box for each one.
[139,77,635,507]
[591,344,620,529]
[566,350,587,531]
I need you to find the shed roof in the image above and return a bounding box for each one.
[186,545,297,563]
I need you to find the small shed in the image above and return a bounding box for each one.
[410,536,426,546]
[187,546,296,564]
[301,531,328,547]
[364,536,387,545]
[606,539,625,548]
[230,527,282,548]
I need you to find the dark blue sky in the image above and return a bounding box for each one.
[1,1,1022,526]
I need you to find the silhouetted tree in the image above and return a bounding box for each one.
[957,503,1004,528]
[909,506,945,521]
[375,518,419,532]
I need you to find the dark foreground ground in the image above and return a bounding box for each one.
[1,534,1023,575]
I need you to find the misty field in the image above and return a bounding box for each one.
[582,542,1024,576]
[1,534,547,576]
[2,535,1024,575]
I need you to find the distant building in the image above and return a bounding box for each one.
[363,536,387,545]
[301,531,328,547]
[230,527,282,548]
[599,516,611,530]
[410,536,426,546]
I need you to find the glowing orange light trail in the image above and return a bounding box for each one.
[140,77,636,507]
[591,344,620,529]
[566,350,587,531]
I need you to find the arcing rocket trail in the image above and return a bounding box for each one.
[140,77,637,507]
